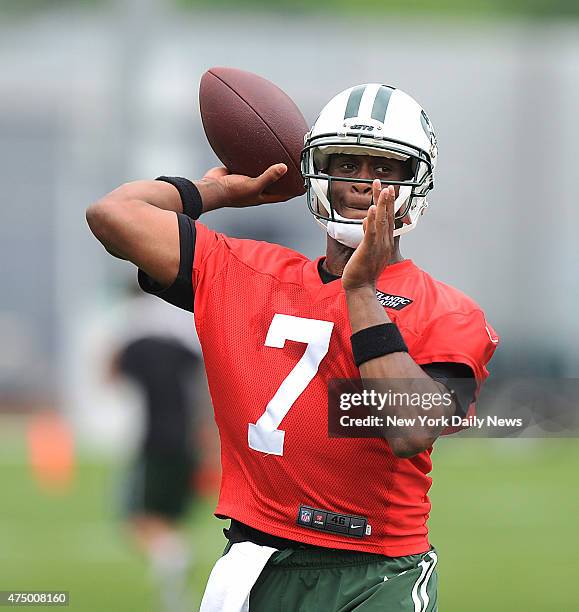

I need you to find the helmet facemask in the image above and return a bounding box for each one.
[301,84,437,246]
[301,134,434,240]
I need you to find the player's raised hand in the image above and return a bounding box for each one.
[197,163,290,211]
[341,181,396,291]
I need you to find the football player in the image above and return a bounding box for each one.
[87,84,498,611]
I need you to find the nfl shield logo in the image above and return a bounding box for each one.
[300,509,312,523]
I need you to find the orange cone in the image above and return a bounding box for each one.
[27,410,75,493]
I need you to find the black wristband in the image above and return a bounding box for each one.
[156,176,203,220]
[350,323,408,367]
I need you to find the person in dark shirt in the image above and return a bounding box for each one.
[110,290,203,612]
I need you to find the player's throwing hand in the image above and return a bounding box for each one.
[341,181,396,291]
[199,163,288,207]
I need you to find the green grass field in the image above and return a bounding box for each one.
[1,421,578,611]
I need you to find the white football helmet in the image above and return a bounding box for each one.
[301,84,438,247]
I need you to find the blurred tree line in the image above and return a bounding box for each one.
[180,0,579,18]
[4,0,579,18]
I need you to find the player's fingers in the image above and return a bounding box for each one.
[372,179,382,216]
[385,185,395,229]
[255,163,287,190]
[364,205,377,239]
[377,185,394,223]
[376,186,395,247]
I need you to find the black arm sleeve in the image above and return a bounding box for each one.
[137,212,196,312]
[421,362,477,417]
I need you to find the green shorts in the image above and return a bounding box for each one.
[125,452,195,520]
[248,546,438,612]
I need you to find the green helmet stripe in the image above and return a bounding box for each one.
[371,86,394,122]
[343,85,366,119]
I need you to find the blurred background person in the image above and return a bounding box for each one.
[107,283,203,612]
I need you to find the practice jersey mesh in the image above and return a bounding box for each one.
[192,222,498,556]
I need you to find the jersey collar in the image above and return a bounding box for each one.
[304,257,417,301]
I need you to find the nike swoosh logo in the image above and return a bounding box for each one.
[350,524,362,529]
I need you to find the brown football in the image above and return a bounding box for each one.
[199,67,308,199]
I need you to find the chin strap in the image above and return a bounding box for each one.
[326,213,365,249]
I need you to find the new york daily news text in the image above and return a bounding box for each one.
[327,378,579,438]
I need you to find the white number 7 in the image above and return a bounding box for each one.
[248,314,334,456]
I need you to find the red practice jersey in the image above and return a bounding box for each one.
[192,222,498,556]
